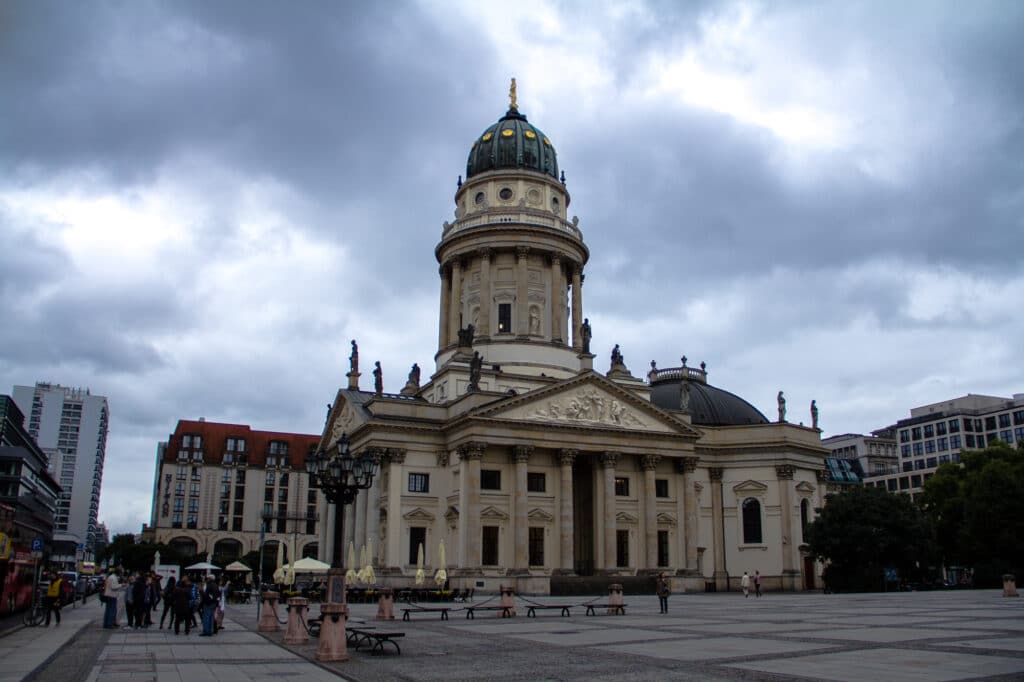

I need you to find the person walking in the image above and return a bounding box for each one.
[132,572,150,628]
[199,575,219,636]
[741,571,750,597]
[172,577,193,635]
[214,575,228,633]
[43,570,63,626]
[656,572,670,614]
[754,570,762,598]
[159,577,176,628]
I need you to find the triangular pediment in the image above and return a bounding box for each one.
[615,511,638,523]
[733,479,769,494]
[323,389,371,446]
[472,372,701,437]
[527,508,554,523]
[480,505,509,521]
[795,481,816,494]
[656,512,677,526]
[403,507,435,522]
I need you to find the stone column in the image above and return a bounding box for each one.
[354,482,367,554]
[642,455,660,570]
[676,457,700,573]
[601,452,619,570]
[709,467,727,590]
[438,264,451,348]
[776,464,798,589]
[385,450,405,571]
[459,442,486,568]
[571,264,583,351]
[478,248,492,339]
[550,254,564,343]
[448,259,463,344]
[364,449,386,567]
[558,449,576,572]
[515,246,530,338]
[513,445,532,572]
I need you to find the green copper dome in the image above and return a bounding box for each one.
[466,107,560,181]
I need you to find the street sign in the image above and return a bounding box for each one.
[31,537,44,552]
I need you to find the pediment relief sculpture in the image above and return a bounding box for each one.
[527,508,554,523]
[615,511,638,524]
[330,401,357,443]
[656,512,678,526]
[403,508,436,522]
[529,388,645,428]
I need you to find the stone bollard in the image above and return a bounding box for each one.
[315,602,349,662]
[607,583,624,615]
[1003,574,1019,598]
[284,597,309,644]
[258,591,282,632]
[499,585,517,617]
[376,587,395,620]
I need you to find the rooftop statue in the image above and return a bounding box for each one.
[349,340,359,374]
[777,390,786,423]
[373,361,383,396]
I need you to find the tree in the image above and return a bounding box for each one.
[919,441,1024,587]
[805,485,936,591]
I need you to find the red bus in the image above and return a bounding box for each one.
[1,550,37,616]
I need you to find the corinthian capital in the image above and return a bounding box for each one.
[513,445,533,464]
[640,455,661,471]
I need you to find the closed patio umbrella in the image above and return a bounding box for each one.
[434,539,447,587]
[415,543,425,586]
[345,541,358,586]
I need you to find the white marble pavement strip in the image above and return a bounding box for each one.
[726,647,1024,682]
[0,599,98,682]
[84,618,347,682]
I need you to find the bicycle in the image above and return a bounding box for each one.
[23,593,45,627]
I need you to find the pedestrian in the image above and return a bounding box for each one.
[754,570,762,598]
[159,577,176,628]
[199,575,219,636]
[189,576,201,628]
[741,571,750,598]
[43,570,63,626]
[656,571,670,614]
[132,572,150,628]
[124,573,136,628]
[214,575,227,633]
[102,567,124,629]
[172,577,193,635]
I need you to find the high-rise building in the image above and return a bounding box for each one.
[12,382,109,564]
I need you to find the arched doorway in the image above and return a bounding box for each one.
[168,536,198,559]
[260,540,289,582]
[212,538,243,566]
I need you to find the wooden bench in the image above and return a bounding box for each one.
[348,627,405,655]
[401,606,451,621]
[584,603,627,616]
[464,605,514,619]
[526,604,573,617]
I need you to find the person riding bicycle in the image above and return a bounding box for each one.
[43,570,63,626]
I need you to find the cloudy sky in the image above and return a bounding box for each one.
[2,0,1022,537]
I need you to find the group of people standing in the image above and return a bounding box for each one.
[740,571,763,597]
[655,569,764,613]
[101,568,229,636]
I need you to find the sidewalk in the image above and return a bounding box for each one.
[0,600,98,682]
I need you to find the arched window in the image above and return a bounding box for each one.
[800,499,810,540]
[742,497,762,544]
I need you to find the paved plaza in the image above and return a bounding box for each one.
[3,589,1022,681]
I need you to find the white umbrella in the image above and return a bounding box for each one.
[224,561,251,572]
[185,561,220,572]
[434,539,447,587]
[356,545,367,585]
[345,541,358,585]
[364,539,376,586]
[414,543,425,586]
[291,557,330,573]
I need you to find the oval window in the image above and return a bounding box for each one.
[499,188,513,201]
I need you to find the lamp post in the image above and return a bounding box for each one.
[305,432,378,662]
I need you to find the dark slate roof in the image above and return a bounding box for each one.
[466,107,559,180]
[648,366,768,427]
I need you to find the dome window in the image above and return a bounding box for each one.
[482,132,493,141]
[501,129,514,137]
[499,187,513,201]
[524,130,536,139]
[475,192,485,205]
[551,196,560,211]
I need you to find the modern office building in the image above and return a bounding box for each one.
[861,393,1024,498]
[0,395,61,556]
[146,419,321,578]
[314,87,832,594]
[822,432,899,482]
[12,382,109,564]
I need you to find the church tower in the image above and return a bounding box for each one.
[433,81,589,398]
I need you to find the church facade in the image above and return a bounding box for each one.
[319,88,832,594]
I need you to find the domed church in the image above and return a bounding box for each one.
[318,83,831,594]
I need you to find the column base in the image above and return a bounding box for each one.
[315,603,350,662]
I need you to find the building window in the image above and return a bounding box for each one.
[914,459,925,470]
[937,437,948,451]
[999,429,1013,443]
[264,487,274,502]
[950,435,962,449]
[408,473,429,493]
[223,453,233,465]
[655,479,669,498]
[925,440,935,454]
[964,419,974,432]
[899,477,910,490]
[911,474,922,488]
[190,482,201,496]
[887,479,898,492]
[266,456,277,468]
[899,430,910,443]
[985,416,997,431]
[1014,411,1024,426]
[266,471,275,486]
[911,427,921,440]
[269,440,289,455]
[177,465,187,480]
[481,470,501,490]
[218,516,228,530]
[926,457,937,468]
[409,527,426,565]
[1015,427,1024,442]
[923,424,934,438]
[939,454,950,464]
[936,421,947,436]
[949,419,960,433]
[800,498,810,540]
[482,526,499,566]
[912,443,923,455]
[172,513,182,528]
[976,434,985,448]
[614,477,630,497]
[529,527,544,566]
[742,498,763,544]
[527,472,546,493]
[235,485,245,499]
[901,445,910,457]
[497,303,512,333]
[657,530,669,567]
[175,482,185,495]
[173,497,184,512]
[232,517,243,531]
[187,514,197,529]
[616,529,629,567]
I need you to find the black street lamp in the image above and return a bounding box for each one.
[305,433,378,600]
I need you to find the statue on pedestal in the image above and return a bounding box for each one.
[349,340,359,374]
[373,361,383,396]
[777,391,786,423]
[811,400,819,429]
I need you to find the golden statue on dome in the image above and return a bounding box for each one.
[509,77,518,110]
